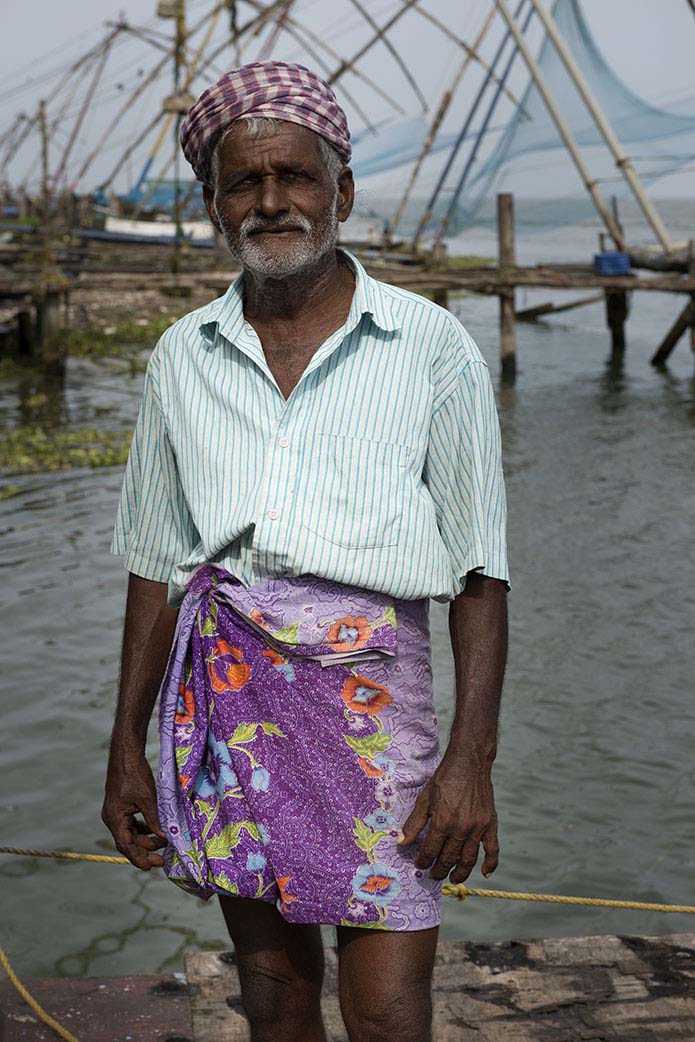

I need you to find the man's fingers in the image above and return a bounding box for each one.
[448,837,481,884]
[109,812,164,870]
[429,832,466,881]
[413,819,448,870]
[138,797,165,840]
[481,819,500,878]
[397,788,430,846]
[133,819,167,850]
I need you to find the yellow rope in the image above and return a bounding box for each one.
[442,882,695,914]
[2,844,695,1042]
[0,942,80,1042]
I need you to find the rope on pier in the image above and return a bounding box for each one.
[2,844,695,1042]
[0,942,80,1042]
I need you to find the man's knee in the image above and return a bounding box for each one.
[340,980,433,1042]
[238,956,323,1037]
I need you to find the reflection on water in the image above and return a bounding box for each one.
[1,227,694,978]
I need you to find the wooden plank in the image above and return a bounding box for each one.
[515,292,603,321]
[186,933,695,1042]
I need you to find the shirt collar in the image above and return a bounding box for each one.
[198,246,401,347]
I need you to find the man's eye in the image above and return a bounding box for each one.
[282,171,309,182]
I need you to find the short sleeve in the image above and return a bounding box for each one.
[110,351,199,583]
[424,355,511,595]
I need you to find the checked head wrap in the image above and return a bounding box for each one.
[180,60,352,186]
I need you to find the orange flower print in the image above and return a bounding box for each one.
[277,875,297,914]
[358,756,387,778]
[249,608,269,629]
[327,615,371,653]
[261,649,284,668]
[207,639,251,693]
[340,676,392,716]
[175,680,195,725]
[179,774,190,788]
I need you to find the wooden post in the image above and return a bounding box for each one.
[604,200,629,359]
[36,284,66,372]
[497,192,516,380]
[16,304,34,357]
[689,239,695,355]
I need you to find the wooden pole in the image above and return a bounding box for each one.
[529,0,673,252]
[651,301,695,366]
[498,193,516,380]
[495,0,625,249]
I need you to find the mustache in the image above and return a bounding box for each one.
[240,215,312,236]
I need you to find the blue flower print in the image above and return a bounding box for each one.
[257,823,270,846]
[193,731,239,800]
[351,862,401,906]
[251,766,270,792]
[365,809,396,830]
[372,754,395,777]
[246,852,267,872]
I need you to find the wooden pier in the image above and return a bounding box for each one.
[2,933,694,1041]
[2,193,695,375]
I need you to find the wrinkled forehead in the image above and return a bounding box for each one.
[216,119,325,172]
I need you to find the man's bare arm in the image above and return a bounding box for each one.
[101,573,180,870]
[399,572,508,882]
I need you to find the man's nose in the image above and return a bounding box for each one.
[255,176,288,217]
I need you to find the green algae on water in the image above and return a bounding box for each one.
[0,426,133,476]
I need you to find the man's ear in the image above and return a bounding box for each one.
[203,183,222,233]
[336,167,355,224]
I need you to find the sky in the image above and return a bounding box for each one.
[1,0,693,208]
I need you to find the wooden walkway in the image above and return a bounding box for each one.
[2,933,693,1041]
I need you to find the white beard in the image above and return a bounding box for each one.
[219,195,340,277]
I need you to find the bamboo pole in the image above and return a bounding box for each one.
[327,0,419,86]
[434,1,535,247]
[411,1,525,111]
[51,29,120,193]
[495,0,625,250]
[413,0,529,250]
[390,7,496,238]
[528,0,673,252]
[345,0,428,112]
[172,0,187,274]
[256,0,295,60]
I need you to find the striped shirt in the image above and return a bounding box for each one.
[110,248,510,607]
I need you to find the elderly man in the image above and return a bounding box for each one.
[103,61,509,1042]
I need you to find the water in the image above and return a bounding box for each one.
[1,205,694,979]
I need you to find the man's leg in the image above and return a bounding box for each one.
[219,895,327,1042]
[336,924,439,1042]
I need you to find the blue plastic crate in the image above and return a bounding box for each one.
[593,251,631,275]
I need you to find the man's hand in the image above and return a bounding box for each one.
[397,753,499,883]
[102,751,166,871]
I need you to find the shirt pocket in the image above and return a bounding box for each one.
[300,433,408,550]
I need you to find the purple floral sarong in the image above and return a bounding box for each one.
[157,564,442,931]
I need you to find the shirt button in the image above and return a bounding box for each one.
[278,435,290,447]
[267,509,279,520]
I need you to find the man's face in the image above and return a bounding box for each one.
[203,121,354,277]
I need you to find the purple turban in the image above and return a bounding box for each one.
[180,60,351,186]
